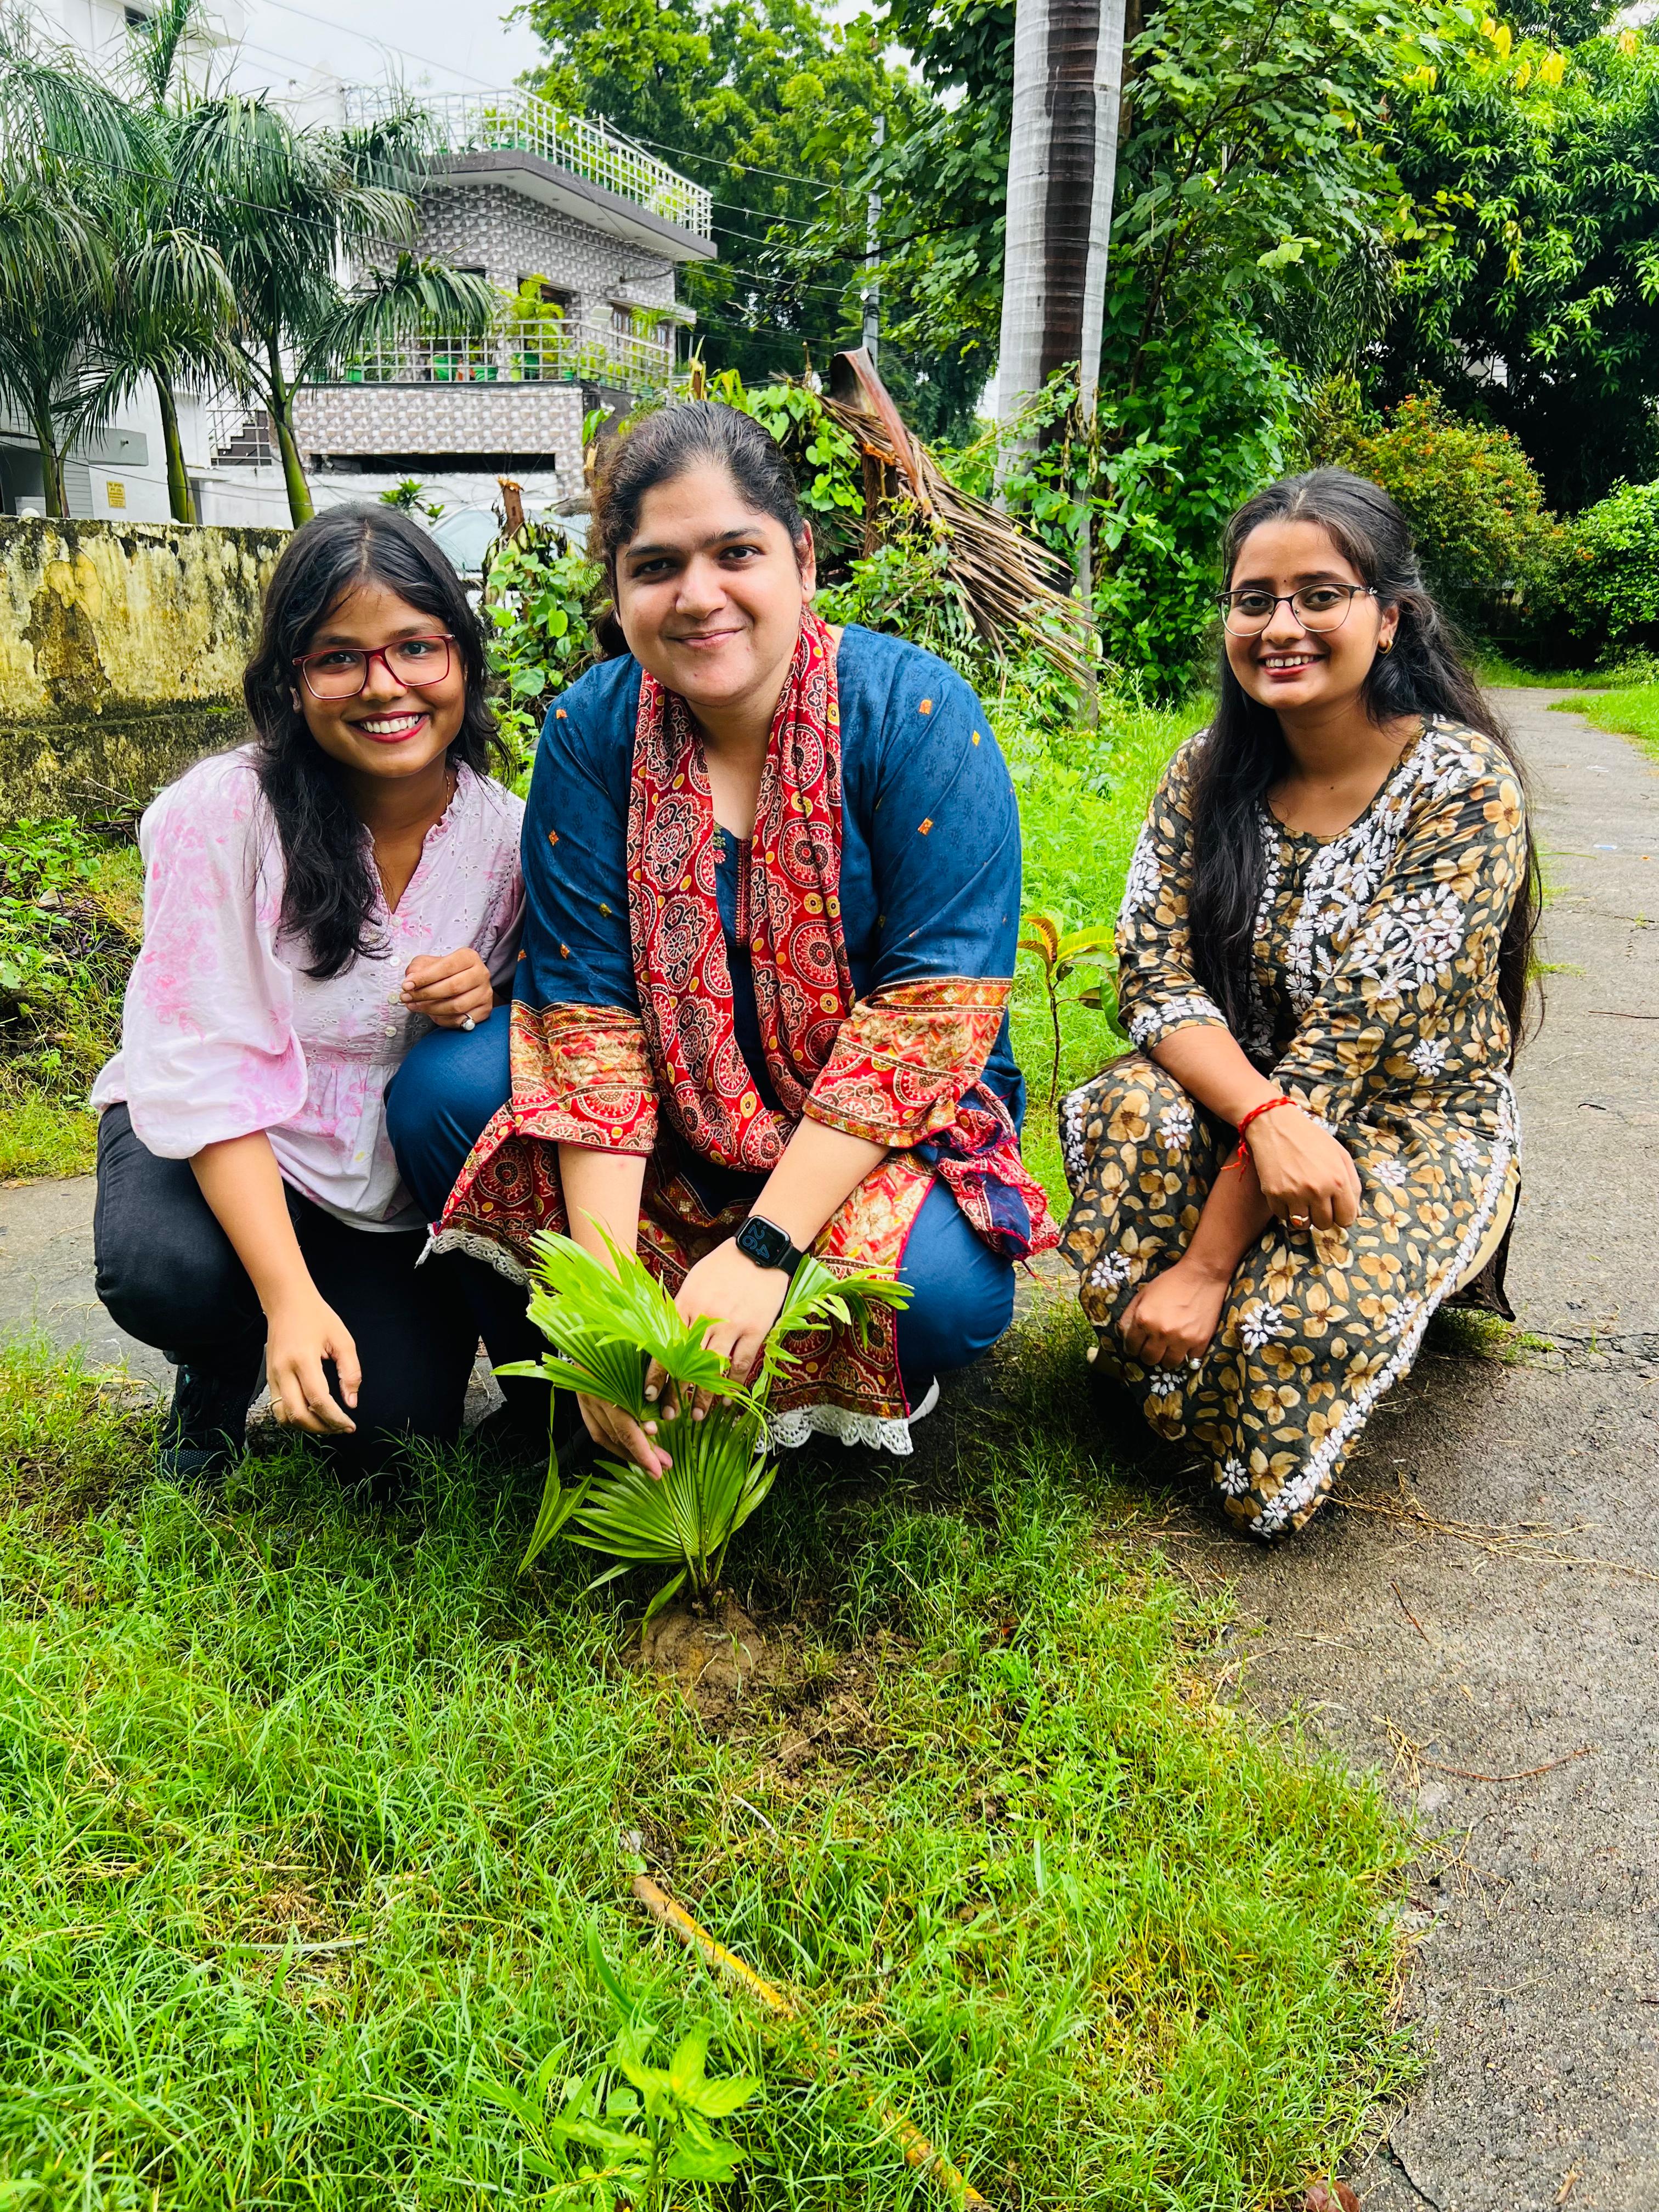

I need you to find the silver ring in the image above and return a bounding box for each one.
[460,1013,476,1032]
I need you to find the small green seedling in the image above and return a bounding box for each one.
[1017,906,1116,1108]
[499,1227,909,1620]
[478,1927,762,2209]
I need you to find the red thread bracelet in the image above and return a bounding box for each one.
[1233,1093,1295,1170]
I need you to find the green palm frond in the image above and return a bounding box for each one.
[507,1231,911,1611]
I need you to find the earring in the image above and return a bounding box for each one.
[1378,638,1393,654]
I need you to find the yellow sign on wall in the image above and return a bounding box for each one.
[105,481,127,510]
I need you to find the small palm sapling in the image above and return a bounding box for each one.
[499,1228,909,1621]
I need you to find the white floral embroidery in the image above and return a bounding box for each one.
[1370,1156,1408,1190]
[1088,1249,1134,1293]
[1218,1455,1251,1497]
[1279,720,1484,1018]
[1118,822,1162,924]
[1158,1098,1195,1151]
[1409,1036,1451,1079]
[1128,992,1224,1046]
[1238,1301,1285,1352]
[1342,882,1466,995]
[1452,1132,1481,1168]
[1145,1368,1184,1399]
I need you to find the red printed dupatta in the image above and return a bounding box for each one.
[628,608,850,1166]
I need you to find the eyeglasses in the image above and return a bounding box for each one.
[294,634,455,699]
[1218,584,1375,636]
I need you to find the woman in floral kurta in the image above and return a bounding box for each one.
[1060,475,1532,1537]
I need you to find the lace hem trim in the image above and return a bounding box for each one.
[768,1402,915,1455]
[421,1225,532,1285]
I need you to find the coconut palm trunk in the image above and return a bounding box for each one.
[996,0,1128,494]
[265,339,313,524]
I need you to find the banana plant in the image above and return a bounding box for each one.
[1017,906,1116,1110]
[499,1228,910,1621]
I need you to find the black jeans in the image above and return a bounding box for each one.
[93,1104,499,1471]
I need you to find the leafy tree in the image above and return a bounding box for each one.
[1379,16,1659,510]
[520,0,930,404]
[180,97,496,523]
[1308,383,1559,623]
[1553,479,1659,653]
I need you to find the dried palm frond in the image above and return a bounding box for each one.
[824,348,1093,686]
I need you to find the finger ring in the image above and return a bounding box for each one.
[1289,1213,1311,1228]
[460,1013,476,1032]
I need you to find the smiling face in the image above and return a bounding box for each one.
[294,579,467,786]
[1222,516,1398,719]
[611,458,815,725]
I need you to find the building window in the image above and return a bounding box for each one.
[124,4,150,23]
[611,305,636,337]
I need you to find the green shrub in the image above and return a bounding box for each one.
[1555,478,1659,654]
[1308,385,1559,628]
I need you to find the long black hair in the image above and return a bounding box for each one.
[1186,467,1540,1058]
[243,504,501,979]
[589,400,808,656]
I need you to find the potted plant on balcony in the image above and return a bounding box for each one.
[501,274,568,382]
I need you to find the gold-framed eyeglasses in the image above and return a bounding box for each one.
[1218,584,1375,636]
[294,634,455,699]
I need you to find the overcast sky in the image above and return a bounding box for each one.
[228,0,545,101]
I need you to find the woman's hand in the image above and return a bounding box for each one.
[265,1285,360,1434]
[1120,1259,1230,1370]
[646,1238,791,1415]
[402,948,493,1029]
[575,1393,672,1480]
[1245,1103,1362,1231]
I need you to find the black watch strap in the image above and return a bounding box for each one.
[736,1212,805,1278]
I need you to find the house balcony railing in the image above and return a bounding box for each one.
[343,85,713,240]
[323,319,677,396]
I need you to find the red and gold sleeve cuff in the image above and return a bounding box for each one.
[802,977,1012,1147]
[508,1000,658,1155]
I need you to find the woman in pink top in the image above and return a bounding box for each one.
[92,506,533,1482]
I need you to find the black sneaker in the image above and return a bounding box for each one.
[159,1359,257,1482]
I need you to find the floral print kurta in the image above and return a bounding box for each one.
[1059,718,1528,1536]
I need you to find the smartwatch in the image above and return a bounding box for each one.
[735,1212,806,1278]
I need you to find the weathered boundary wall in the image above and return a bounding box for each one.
[0,516,287,822]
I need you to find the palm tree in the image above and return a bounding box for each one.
[178,95,496,523]
[0,23,151,515]
[92,0,240,523]
[996,0,1128,493]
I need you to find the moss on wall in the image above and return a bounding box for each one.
[0,516,286,818]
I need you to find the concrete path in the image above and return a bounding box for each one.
[1,690,1654,2210]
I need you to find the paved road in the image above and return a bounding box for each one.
[1201,692,1659,2212]
[1,690,1654,2210]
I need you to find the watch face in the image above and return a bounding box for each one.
[738,1216,791,1271]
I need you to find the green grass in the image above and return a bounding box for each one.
[1007,693,1209,1210]
[1474,652,1616,690]
[0,1328,1413,2208]
[1554,681,1659,762]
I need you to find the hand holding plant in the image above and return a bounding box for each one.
[498,1226,909,1623]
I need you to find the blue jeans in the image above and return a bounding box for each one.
[385,1015,1015,1396]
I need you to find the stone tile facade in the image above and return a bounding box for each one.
[292,379,584,476]
[413,184,680,321]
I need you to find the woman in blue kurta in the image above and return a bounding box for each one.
[388,401,1054,1465]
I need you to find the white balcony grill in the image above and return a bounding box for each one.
[343,86,712,240]
[324,318,677,396]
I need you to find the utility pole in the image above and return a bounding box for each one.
[861,113,884,365]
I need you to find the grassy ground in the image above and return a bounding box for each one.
[0,833,139,1182]
[0,1325,1412,2209]
[1005,695,1208,1211]
[1553,681,1659,763]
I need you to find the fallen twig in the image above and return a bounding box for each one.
[1390,1581,1433,1646]
[631,1872,986,2207]
[1381,1717,1595,1787]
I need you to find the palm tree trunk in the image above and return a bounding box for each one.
[31,407,66,518]
[266,338,313,525]
[1075,0,1128,610]
[153,373,195,523]
[996,0,1105,477]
